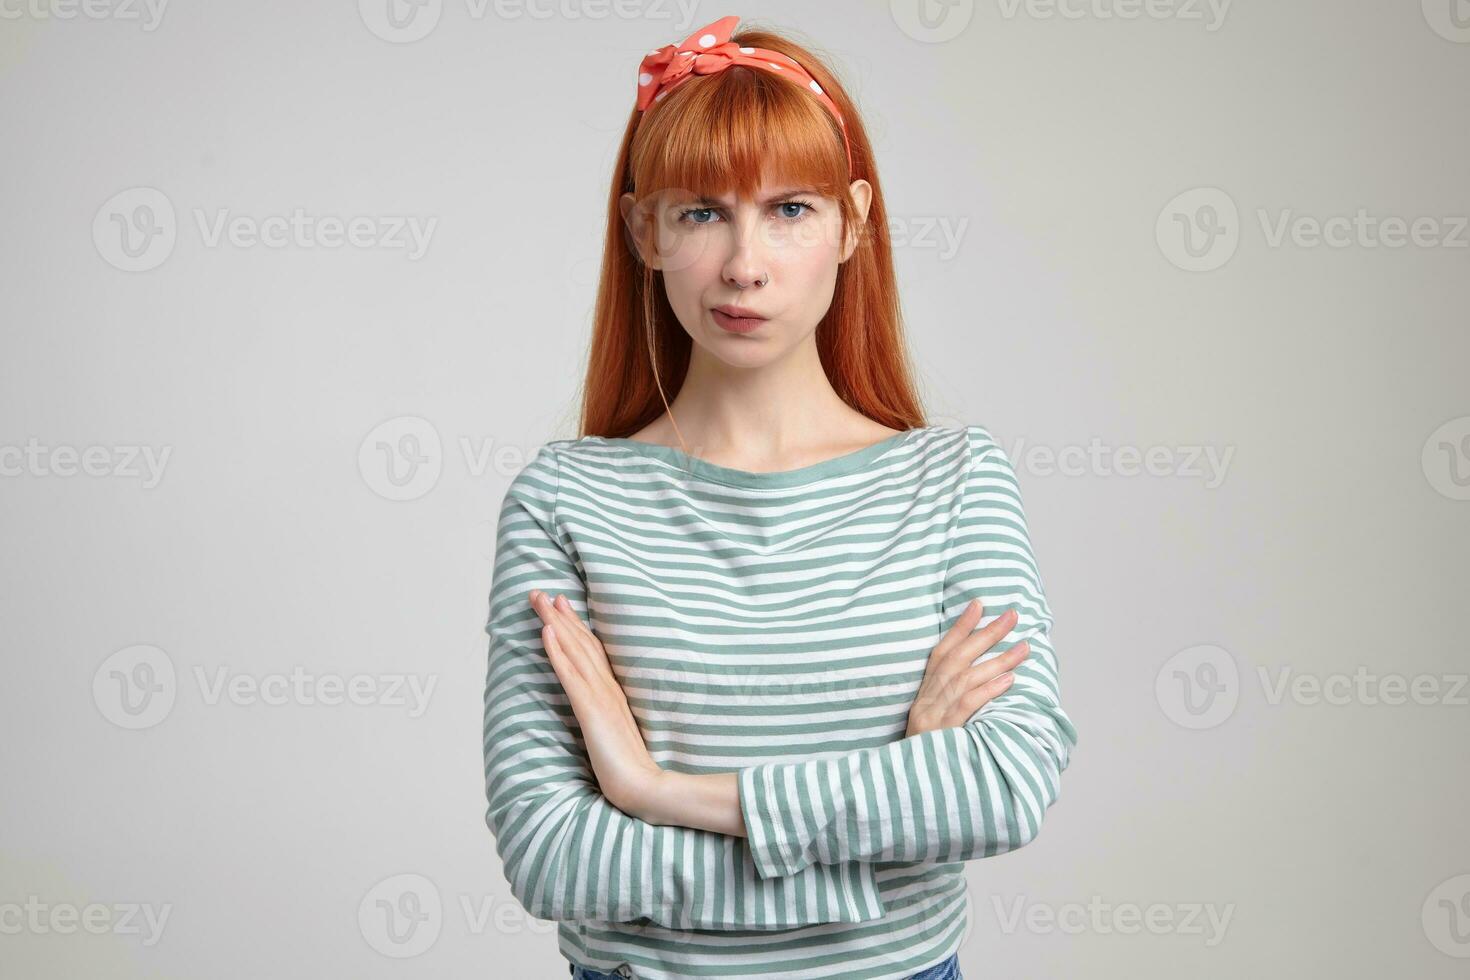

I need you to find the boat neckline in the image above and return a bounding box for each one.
[586,425,942,489]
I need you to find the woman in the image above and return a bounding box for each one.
[482,15,1077,980]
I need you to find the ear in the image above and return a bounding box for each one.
[841,179,874,263]
[620,191,663,270]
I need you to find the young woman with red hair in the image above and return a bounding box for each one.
[482,16,1077,980]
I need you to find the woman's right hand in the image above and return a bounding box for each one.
[905,600,1031,738]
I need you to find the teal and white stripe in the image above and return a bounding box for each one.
[482,424,1077,980]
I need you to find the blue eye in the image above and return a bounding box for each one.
[676,200,817,225]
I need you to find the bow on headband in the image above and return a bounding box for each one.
[634,15,855,174]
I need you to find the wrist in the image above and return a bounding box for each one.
[625,766,679,825]
[608,762,670,823]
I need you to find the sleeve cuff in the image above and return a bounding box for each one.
[738,765,799,880]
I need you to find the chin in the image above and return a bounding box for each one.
[700,335,784,369]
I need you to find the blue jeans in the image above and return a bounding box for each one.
[568,951,961,979]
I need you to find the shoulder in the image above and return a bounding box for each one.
[959,422,1003,462]
[953,423,1024,502]
[500,439,573,521]
[945,422,1009,471]
[502,434,629,512]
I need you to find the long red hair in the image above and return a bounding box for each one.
[577,20,928,439]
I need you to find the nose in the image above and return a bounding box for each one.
[718,208,772,289]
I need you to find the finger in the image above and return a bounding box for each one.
[554,593,595,635]
[541,594,619,686]
[932,598,986,658]
[544,593,595,643]
[543,623,587,686]
[953,670,1017,724]
[534,591,584,640]
[954,607,1019,663]
[959,638,1031,693]
[535,595,589,662]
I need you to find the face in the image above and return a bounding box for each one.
[620,176,873,368]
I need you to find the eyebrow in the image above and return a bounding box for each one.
[688,188,820,206]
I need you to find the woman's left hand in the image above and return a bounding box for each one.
[528,589,665,817]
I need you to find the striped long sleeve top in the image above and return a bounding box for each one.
[481,423,1077,980]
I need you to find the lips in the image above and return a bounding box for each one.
[710,305,768,334]
[711,305,766,319]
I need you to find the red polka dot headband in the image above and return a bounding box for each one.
[634,15,855,175]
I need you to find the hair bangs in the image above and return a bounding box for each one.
[629,65,849,204]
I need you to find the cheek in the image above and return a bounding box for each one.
[773,235,841,294]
